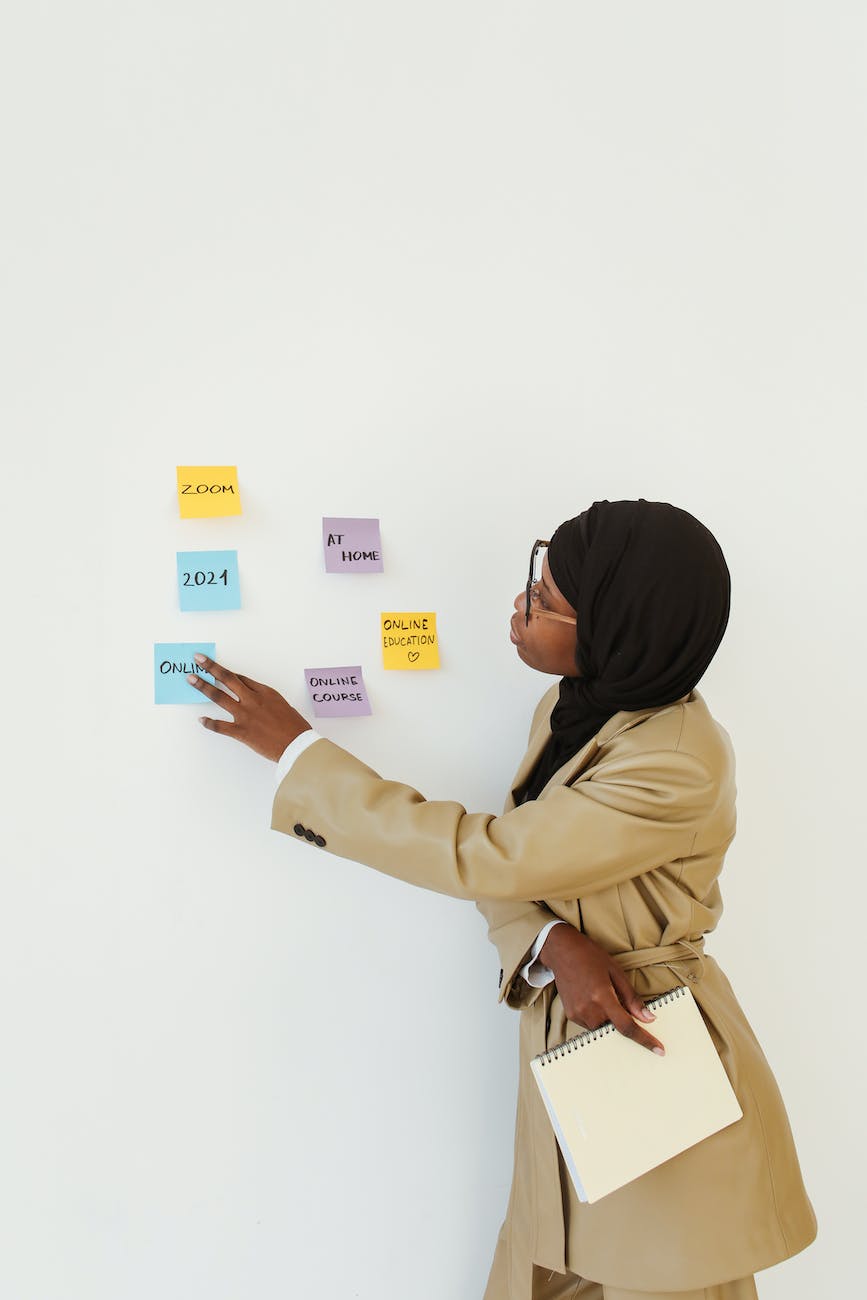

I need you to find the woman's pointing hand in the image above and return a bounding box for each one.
[190,654,312,762]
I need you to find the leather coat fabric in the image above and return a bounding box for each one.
[271,686,817,1297]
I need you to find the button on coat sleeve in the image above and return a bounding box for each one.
[271,737,717,903]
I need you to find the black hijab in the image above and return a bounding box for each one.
[518,499,731,803]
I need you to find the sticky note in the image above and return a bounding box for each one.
[304,666,372,718]
[176,466,241,518]
[177,551,241,611]
[154,642,216,704]
[381,613,440,670]
[323,517,383,573]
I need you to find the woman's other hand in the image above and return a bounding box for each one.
[540,924,666,1055]
[190,654,312,762]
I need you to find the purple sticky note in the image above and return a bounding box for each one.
[322,517,383,573]
[304,666,372,718]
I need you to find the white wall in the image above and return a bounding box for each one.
[3,3,863,1297]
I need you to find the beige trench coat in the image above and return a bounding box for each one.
[271,686,817,1296]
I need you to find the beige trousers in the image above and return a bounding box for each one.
[484,1255,759,1300]
[529,1268,758,1299]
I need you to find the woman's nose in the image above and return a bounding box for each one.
[513,591,524,614]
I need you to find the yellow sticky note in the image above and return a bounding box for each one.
[176,466,242,518]
[381,612,440,670]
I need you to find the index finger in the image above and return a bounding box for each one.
[606,1001,666,1056]
[193,654,246,699]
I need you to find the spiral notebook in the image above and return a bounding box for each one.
[530,985,743,1204]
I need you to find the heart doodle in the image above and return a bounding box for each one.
[408,651,420,664]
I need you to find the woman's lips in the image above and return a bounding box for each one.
[509,617,522,646]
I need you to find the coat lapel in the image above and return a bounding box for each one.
[503,701,558,812]
[504,690,694,811]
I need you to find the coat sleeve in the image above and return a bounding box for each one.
[271,736,717,903]
[474,896,560,1008]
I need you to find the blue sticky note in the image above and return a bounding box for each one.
[154,642,217,704]
[177,551,241,611]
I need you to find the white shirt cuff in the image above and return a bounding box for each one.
[274,730,323,789]
[519,919,567,988]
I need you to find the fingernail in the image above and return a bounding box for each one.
[187,674,198,684]
[652,1046,665,1056]
[193,654,205,664]
[642,1009,656,1020]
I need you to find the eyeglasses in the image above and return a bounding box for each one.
[525,540,578,628]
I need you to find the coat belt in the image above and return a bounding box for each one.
[610,936,707,983]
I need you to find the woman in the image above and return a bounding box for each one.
[190,499,817,1300]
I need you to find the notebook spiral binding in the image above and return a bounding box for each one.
[537,985,687,1067]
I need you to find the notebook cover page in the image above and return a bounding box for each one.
[531,987,743,1203]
